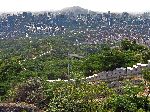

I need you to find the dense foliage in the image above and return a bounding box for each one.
[82,39,149,76]
[3,77,150,112]
[1,37,150,111]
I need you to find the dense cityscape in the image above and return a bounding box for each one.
[1,7,150,46]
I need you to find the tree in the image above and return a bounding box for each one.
[0,58,23,99]
[82,49,126,76]
[121,39,147,52]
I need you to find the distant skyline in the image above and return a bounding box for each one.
[0,0,150,13]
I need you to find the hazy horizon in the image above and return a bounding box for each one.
[0,0,150,13]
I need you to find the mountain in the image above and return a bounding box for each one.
[57,6,97,15]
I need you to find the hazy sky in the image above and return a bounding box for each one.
[0,0,150,13]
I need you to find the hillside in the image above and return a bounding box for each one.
[57,6,97,15]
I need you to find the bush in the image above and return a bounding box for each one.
[7,77,47,109]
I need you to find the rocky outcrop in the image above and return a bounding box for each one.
[0,103,43,112]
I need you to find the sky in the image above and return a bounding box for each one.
[0,0,150,13]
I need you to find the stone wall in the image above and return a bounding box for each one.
[85,60,150,82]
[47,60,150,83]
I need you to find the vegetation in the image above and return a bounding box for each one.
[1,37,150,111]
[82,39,149,76]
